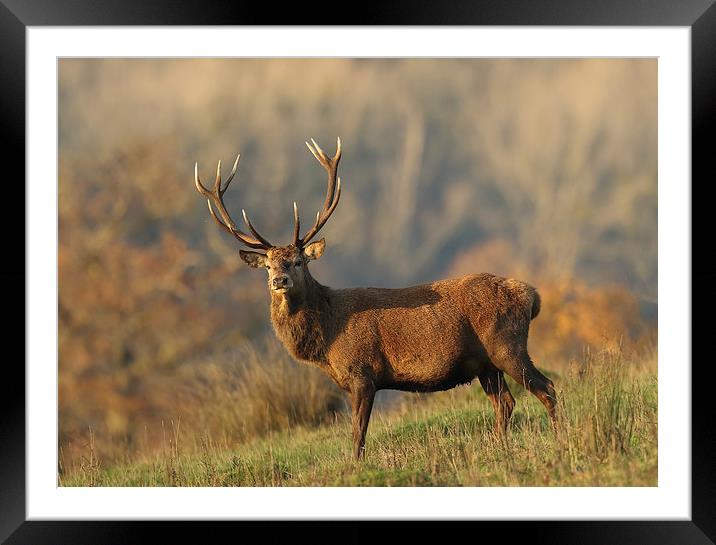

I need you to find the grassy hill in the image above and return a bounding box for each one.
[60,348,657,487]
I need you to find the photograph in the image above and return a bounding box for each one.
[57,57,658,488]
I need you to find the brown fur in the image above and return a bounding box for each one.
[244,243,557,459]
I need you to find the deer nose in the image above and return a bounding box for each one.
[272,275,290,289]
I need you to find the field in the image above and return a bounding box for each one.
[60,345,657,487]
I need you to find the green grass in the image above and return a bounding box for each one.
[60,350,657,487]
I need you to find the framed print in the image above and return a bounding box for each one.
[3,0,715,543]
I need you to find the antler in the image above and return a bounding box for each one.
[295,137,342,247]
[194,154,273,250]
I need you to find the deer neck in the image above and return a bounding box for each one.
[269,273,331,364]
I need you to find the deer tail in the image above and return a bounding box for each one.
[530,289,541,320]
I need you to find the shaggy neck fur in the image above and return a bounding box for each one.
[269,270,332,365]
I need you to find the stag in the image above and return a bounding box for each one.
[194,138,557,459]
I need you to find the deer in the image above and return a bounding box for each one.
[194,137,557,460]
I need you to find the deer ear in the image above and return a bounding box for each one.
[302,238,326,261]
[239,250,267,268]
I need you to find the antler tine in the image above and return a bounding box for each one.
[219,153,241,196]
[299,137,343,246]
[242,209,274,248]
[205,200,240,239]
[305,140,323,165]
[302,140,341,245]
[301,177,342,246]
[205,161,239,231]
[197,160,238,231]
[293,202,301,247]
[194,157,273,250]
[213,159,223,193]
[194,162,211,196]
[305,137,341,166]
[323,138,340,210]
[335,136,342,161]
[310,138,328,164]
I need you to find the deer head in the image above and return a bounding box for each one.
[194,137,342,296]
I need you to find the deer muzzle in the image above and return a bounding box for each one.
[271,274,293,292]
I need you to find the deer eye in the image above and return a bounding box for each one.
[266,265,271,270]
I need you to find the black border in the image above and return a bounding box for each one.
[3,1,714,543]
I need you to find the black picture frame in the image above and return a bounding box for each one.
[3,1,714,543]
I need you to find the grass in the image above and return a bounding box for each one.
[59,347,657,487]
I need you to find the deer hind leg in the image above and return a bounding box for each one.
[497,351,557,427]
[349,377,376,460]
[478,365,515,435]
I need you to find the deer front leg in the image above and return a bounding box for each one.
[349,377,376,460]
